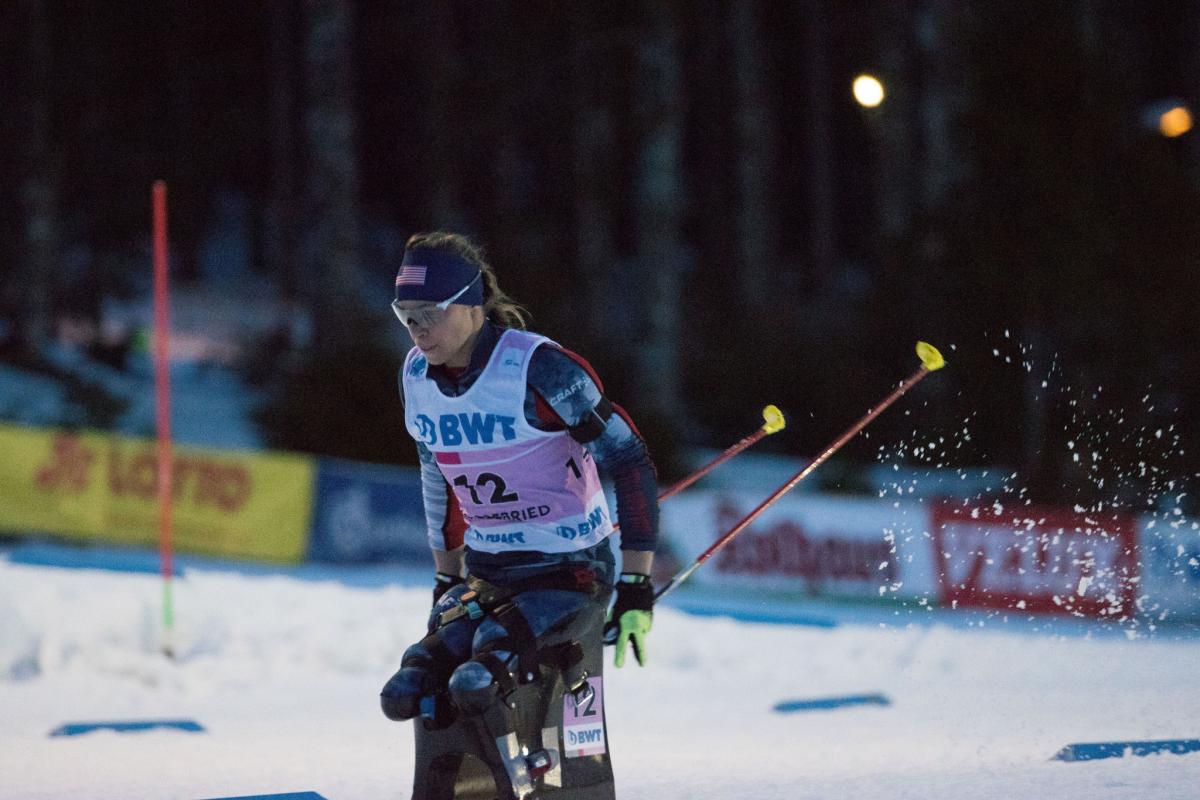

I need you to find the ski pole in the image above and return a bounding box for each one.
[612,405,785,532]
[605,342,945,644]
[655,342,944,603]
[657,405,785,503]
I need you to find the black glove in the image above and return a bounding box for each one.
[432,572,465,605]
[612,573,654,616]
[608,573,654,667]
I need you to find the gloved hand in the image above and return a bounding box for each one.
[609,573,653,668]
[433,572,465,605]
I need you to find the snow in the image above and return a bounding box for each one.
[2,558,1199,799]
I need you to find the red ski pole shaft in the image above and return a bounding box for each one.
[612,405,785,532]
[654,343,946,604]
[656,404,785,504]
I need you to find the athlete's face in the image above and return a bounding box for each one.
[397,301,484,368]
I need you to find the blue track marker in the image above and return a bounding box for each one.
[198,794,328,800]
[1054,739,1200,762]
[667,600,838,629]
[773,693,891,713]
[9,543,182,576]
[50,719,205,737]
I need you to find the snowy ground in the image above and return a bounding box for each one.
[2,556,1199,800]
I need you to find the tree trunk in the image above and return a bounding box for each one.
[875,0,919,242]
[267,0,300,297]
[730,0,776,309]
[570,5,620,345]
[915,0,965,215]
[18,0,58,353]
[302,0,362,354]
[414,4,465,231]
[632,2,686,436]
[802,0,837,298]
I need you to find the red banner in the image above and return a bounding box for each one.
[931,504,1139,618]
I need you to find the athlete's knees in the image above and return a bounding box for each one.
[380,666,434,720]
[447,660,500,716]
[379,643,442,721]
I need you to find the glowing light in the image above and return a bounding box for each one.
[853,74,885,108]
[1159,105,1193,138]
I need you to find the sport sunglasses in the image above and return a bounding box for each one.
[391,271,482,328]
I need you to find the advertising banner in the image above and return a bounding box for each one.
[307,458,428,563]
[0,422,315,562]
[660,493,937,601]
[931,503,1139,618]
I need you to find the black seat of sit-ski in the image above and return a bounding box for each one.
[410,605,616,800]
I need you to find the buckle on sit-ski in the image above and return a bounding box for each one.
[438,590,485,626]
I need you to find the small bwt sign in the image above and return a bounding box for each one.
[563,676,606,758]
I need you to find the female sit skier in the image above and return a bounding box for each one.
[380,231,658,799]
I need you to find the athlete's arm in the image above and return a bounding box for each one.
[401,371,467,571]
[433,544,465,575]
[621,550,653,574]
[526,345,660,557]
[415,441,467,558]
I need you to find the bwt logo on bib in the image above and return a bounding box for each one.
[414,413,517,446]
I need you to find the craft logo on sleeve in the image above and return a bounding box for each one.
[562,676,606,758]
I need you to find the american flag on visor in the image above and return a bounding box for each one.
[395,265,427,286]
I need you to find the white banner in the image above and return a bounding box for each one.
[660,493,937,601]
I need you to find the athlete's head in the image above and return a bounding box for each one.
[393,232,526,367]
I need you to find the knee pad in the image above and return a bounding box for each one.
[380,666,434,721]
[400,641,437,669]
[448,660,500,716]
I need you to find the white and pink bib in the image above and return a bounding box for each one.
[403,329,614,555]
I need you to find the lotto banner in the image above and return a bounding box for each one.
[0,422,315,562]
[931,503,1139,618]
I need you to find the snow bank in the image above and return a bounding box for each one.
[2,560,1199,800]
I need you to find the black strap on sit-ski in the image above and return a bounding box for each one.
[470,567,600,605]
[419,633,460,681]
[492,601,541,683]
[541,640,585,673]
[474,651,518,697]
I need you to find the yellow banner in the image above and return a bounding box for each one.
[0,423,315,563]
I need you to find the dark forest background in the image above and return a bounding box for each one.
[2,1,1198,512]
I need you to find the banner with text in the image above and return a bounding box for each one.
[660,493,938,601]
[931,503,1140,618]
[0,422,315,562]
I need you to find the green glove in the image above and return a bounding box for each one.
[610,573,654,668]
